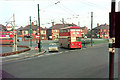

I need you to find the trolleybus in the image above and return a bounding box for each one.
[59,26,82,49]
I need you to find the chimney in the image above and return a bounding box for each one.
[97,23,99,27]
[52,22,54,27]
[32,22,34,26]
[105,23,107,26]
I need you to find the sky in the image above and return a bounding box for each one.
[0,0,120,29]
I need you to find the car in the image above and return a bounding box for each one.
[48,43,58,52]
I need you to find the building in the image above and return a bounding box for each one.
[92,23,109,38]
[17,23,47,41]
[47,23,77,40]
[80,26,88,38]
[0,24,7,31]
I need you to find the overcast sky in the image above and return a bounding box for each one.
[0,0,120,29]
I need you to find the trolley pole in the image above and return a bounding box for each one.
[38,4,41,52]
[91,12,93,47]
[109,0,116,79]
[30,16,32,47]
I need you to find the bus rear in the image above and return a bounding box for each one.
[59,26,82,49]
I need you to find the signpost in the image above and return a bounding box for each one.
[6,23,13,31]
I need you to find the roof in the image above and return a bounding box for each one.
[22,25,46,30]
[0,24,7,31]
[93,24,109,30]
[60,26,80,29]
[50,23,77,29]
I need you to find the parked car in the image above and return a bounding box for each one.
[48,43,58,52]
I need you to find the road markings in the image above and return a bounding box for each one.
[45,54,51,56]
[38,55,44,57]
[65,51,68,52]
[59,52,63,53]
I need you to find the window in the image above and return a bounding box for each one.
[77,32,79,34]
[42,37,44,39]
[54,30,57,32]
[76,29,80,31]
[70,29,75,31]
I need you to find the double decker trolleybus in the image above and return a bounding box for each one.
[59,26,82,49]
[0,32,13,45]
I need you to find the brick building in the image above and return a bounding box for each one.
[47,23,77,40]
[92,23,109,38]
[17,24,47,41]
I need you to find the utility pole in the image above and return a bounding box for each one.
[62,18,65,27]
[109,0,116,79]
[13,13,17,51]
[91,12,93,47]
[78,21,80,27]
[30,16,32,47]
[38,4,41,52]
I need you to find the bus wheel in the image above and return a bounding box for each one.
[68,44,71,50]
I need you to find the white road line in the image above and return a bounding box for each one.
[51,53,57,55]
[65,51,68,52]
[59,52,63,53]
[38,55,44,57]
[45,54,51,56]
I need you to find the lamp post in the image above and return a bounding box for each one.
[38,4,41,52]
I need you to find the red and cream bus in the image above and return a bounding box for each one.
[0,32,13,44]
[59,26,82,49]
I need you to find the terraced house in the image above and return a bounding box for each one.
[92,23,109,38]
[17,23,47,41]
[47,23,77,40]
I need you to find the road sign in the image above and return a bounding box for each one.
[6,23,13,31]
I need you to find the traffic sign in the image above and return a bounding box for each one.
[6,23,13,31]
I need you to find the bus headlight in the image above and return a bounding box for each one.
[72,44,74,45]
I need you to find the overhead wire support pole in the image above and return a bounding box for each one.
[38,4,41,52]
[30,16,32,47]
[13,13,17,51]
[91,12,93,47]
[109,0,116,79]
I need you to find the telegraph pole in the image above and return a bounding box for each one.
[91,12,93,47]
[78,21,80,27]
[62,18,65,27]
[38,4,41,52]
[13,14,17,51]
[109,0,116,79]
[29,16,32,47]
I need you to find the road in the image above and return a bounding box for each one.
[2,43,118,78]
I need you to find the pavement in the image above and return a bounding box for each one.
[2,47,46,62]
